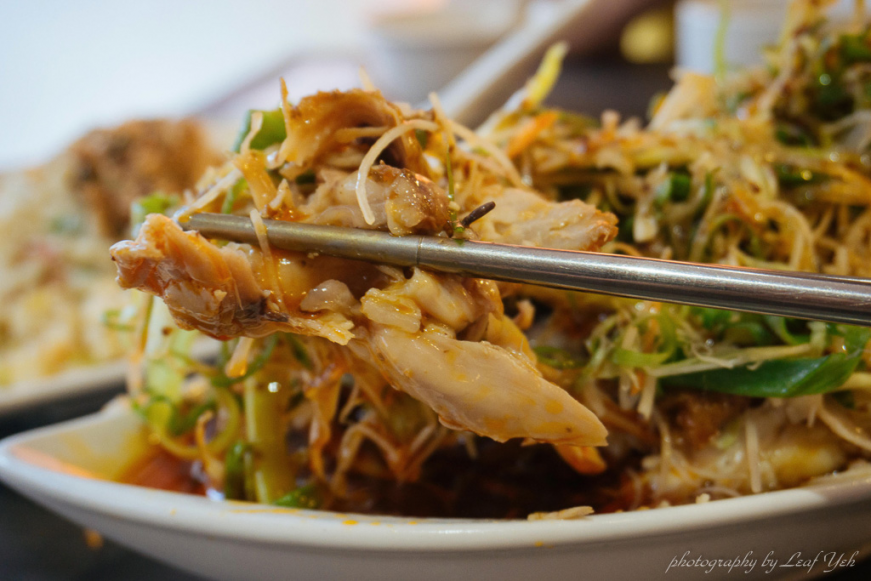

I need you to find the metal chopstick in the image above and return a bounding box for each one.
[181,213,871,327]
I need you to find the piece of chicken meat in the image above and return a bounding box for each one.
[111,89,616,447]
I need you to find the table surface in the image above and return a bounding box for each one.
[1,57,870,581]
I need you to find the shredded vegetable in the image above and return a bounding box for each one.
[115,0,871,518]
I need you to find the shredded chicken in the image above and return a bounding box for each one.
[111,89,617,446]
[115,1,871,516]
[302,165,450,235]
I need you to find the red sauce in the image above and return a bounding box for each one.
[118,448,205,496]
[118,440,645,518]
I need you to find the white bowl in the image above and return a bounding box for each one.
[1,405,871,580]
[363,2,520,104]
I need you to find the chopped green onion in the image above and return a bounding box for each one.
[131,191,179,229]
[713,0,730,80]
[612,315,677,368]
[294,170,316,185]
[557,184,592,201]
[534,346,585,370]
[445,144,464,237]
[690,308,780,345]
[244,375,295,504]
[284,334,313,370]
[218,340,234,368]
[232,109,287,153]
[144,361,185,401]
[763,316,810,346]
[774,123,815,148]
[723,321,774,346]
[654,172,691,207]
[690,306,733,332]
[774,164,829,187]
[612,348,668,368]
[224,441,250,500]
[414,129,429,148]
[841,33,871,64]
[664,354,857,397]
[385,392,431,440]
[222,178,248,214]
[169,400,217,436]
[698,214,765,260]
[714,419,740,450]
[616,215,635,243]
[133,395,175,436]
[700,171,715,210]
[831,390,856,410]
[211,335,279,387]
[814,79,853,121]
[663,327,870,398]
[274,483,322,509]
[135,394,216,438]
[100,309,135,332]
[722,91,751,115]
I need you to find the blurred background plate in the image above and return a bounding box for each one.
[0,341,219,418]
[0,360,129,418]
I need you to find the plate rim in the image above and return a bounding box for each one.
[1,407,871,553]
[0,341,219,416]
[0,360,129,416]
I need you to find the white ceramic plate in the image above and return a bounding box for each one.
[1,405,871,581]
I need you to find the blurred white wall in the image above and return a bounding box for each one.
[0,0,379,169]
